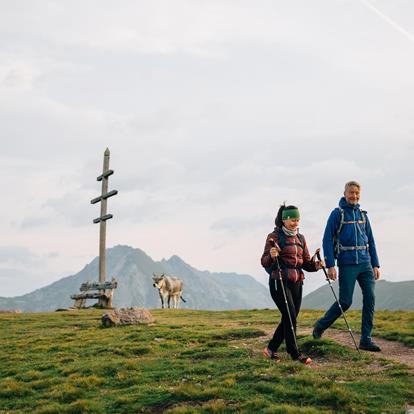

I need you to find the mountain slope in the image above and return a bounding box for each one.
[0,245,273,312]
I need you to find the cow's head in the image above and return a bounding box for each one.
[152,273,165,289]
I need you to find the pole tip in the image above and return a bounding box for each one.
[104,147,110,156]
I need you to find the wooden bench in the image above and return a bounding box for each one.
[71,278,117,308]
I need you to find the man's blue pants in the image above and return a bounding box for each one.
[315,262,376,344]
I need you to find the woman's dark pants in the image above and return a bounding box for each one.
[268,277,302,359]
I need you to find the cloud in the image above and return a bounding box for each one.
[0,246,44,267]
[210,215,270,235]
[1,0,414,297]
[0,267,35,297]
[20,215,53,229]
[0,1,314,56]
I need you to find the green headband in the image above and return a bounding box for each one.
[282,208,300,220]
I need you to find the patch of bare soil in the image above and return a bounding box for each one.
[298,327,414,370]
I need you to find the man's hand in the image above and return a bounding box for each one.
[327,267,337,281]
[373,267,380,280]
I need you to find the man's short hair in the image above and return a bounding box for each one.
[344,180,361,191]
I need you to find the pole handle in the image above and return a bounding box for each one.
[316,250,330,279]
[269,238,281,252]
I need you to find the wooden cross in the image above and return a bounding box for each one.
[91,148,118,306]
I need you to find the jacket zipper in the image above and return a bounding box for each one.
[294,239,298,282]
[353,209,358,265]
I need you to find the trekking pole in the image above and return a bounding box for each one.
[316,251,360,354]
[270,239,299,354]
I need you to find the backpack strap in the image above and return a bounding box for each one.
[333,208,344,258]
[296,233,305,250]
[334,208,369,257]
[360,209,367,226]
[279,229,286,249]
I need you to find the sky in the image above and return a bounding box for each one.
[1,0,414,297]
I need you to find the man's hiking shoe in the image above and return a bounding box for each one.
[312,326,324,339]
[295,354,312,365]
[359,342,381,352]
[263,347,281,363]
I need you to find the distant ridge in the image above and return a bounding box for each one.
[303,279,414,310]
[0,245,273,312]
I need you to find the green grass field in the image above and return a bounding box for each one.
[1,309,413,414]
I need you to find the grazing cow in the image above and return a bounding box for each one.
[152,273,186,309]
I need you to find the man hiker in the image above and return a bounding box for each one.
[313,181,381,352]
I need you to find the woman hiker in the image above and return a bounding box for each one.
[261,204,324,364]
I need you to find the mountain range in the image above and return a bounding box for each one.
[0,245,274,312]
[1,245,413,312]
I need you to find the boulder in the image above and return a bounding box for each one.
[102,307,155,327]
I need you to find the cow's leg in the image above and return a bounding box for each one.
[168,295,171,309]
[159,292,164,309]
[175,294,179,309]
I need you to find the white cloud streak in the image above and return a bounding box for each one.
[359,0,414,45]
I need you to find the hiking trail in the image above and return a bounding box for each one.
[298,327,414,369]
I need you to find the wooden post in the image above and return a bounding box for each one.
[90,148,118,307]
[99,149,110,290]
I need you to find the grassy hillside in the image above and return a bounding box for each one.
[302,280,414,310]
[1,309,413,414]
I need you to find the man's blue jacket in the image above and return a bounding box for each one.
[322,197,380,269]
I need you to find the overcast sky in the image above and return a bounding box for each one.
[1,0,414,297]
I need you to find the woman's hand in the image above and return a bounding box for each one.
[312,249,325,268]
[270,247,279,259]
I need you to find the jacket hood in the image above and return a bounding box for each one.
[339,196,360,210]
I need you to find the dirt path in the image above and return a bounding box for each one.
[298,327,414,369]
